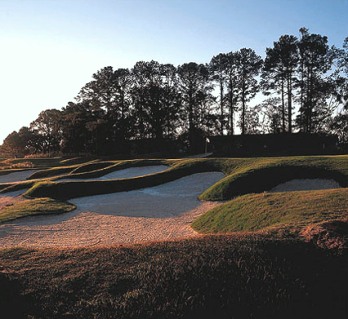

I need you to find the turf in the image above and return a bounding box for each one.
[18,155,348,201]
[0,197,75,223]
[0,237,346,319]
[193,188,348,233]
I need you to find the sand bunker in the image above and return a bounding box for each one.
[70,171,223,217]
[59,165,169,181]
[270,178,341,192]
[0,172,224,248]
[0,170,36,183]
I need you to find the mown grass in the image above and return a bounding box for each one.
[0,237,346,319]
[0,197,75,223]
[193,188,348,233]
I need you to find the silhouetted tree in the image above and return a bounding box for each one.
[1,126,36,156]
[177,62,214,149]
[235,48,263,135]
[30,109,62,155]
[256,97,283,133]
[262,35,298,133]
[295,28,336,133]
[131,61,179,140]
[210,53,227,135]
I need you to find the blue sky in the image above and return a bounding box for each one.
[0,0,347,143]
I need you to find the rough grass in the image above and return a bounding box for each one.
[0,237,346,319]
[193,188,348,233]
[0,197,75,223]
[0,157,63,169]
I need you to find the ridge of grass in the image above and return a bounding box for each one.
[0,197,75,223]
[9,155,348,201]
[62,158,170,180]
[24,159,222,200]
[199,155,348,201]
[193,188,348,233]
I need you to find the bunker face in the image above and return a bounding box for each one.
[270,178,341,192]
[0,170,36,183]
[70,172,224,218]
[60,165,169,181]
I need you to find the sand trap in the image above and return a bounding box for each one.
[70,172,224,217]
[0,170,36,183]
[59,165,169,181]
[0,172,224,248]
[270,178,341,192]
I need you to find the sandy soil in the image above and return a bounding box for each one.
[0,170,36,183]
[0,172,224,248]
[0,175,341,248]
[59,165,169,181]
[270,178,341,192]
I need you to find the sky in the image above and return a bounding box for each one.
[0,0,347,143]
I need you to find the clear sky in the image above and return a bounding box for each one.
[0,0,347,143]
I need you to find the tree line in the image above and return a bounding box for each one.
[2,28,347,156]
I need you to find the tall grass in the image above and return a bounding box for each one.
[0,237,346,319]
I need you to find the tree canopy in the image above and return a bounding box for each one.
[1,28,347,157]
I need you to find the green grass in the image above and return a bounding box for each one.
[0,237,346,319]
[193,188,348,233]
[0,155,347,318]
[199,155,348,201]
[23,155,348,201]
[0,197,75,223]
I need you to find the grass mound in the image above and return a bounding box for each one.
[0,237,346,319]
[200,156,348,201]
[193,188,348,233]
[24,159,221,200]
[0,197,75,223]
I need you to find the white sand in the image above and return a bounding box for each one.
[270,178,341,192]
[59,165,169,181]
[0,172,224,248]
[0,170,36,183]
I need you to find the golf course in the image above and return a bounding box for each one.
[0,155,347,318]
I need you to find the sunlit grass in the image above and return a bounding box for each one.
[0,197,75,223]
[193,188,348,233]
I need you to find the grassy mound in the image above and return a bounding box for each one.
[27,166,79,180]
[0,197,75,223]
[0,237,346,319]
[193,188,348,233]
[200,156,348,201]
[24,159,221,200]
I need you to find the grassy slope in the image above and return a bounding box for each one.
[24,158,220,200]
[200,155,348,201]
[193,188,348,233]
[0,237,346,319]
[0,156,347,318]
[22,156,348,201]
[0,197,75,223]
